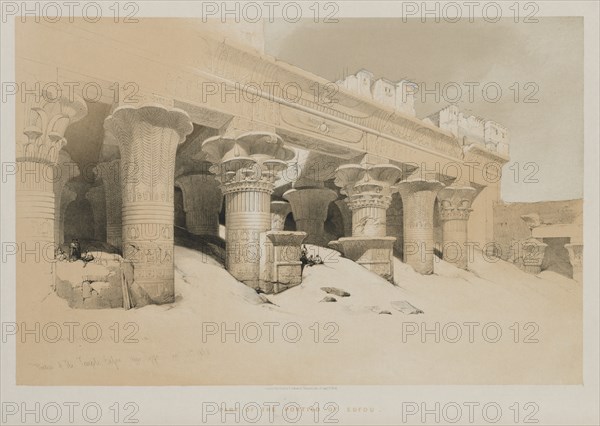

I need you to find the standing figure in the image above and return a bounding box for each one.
[74,239,82,260]
[300,245,309,273]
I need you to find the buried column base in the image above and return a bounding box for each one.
[259,231,307,294]
[329,236,396,282]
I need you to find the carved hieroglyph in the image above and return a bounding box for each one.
[16,88,87,285]
[202,131,295,287]
[437,185,477,270]
[104,104,193,305]
[397,178,445,275]
[95,159,123,248]
[175,174,223,236]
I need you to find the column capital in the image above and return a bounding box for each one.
[437,185,477,221]
[564,242,583,282]
[283,187,337,245]
[203,131,294,193]
[283,187,337,215]
[519,237,548,274]
[104,104,193,149]
[564,243,583,267]
[271,200,291,231]
[397,178,444,197]
[520,213,542,231]
[334,163,401,240]
[335,163,402,199]
[17,91,87,164]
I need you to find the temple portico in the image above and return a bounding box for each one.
[14,20,535,309]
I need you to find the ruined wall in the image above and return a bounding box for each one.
[493,199,583,262]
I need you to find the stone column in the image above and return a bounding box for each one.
[330,163,402,280]
[271,200,291,231]
[94,159,122,248]
[16,90,87,288]
[86,185,107,242]
[283,187,337,246]
[53,150,80,246]
[386,194,403,257]
[397,178,444,275]
[564,243,583,282]
[175,174,223,236]
[334,199,353,237]
[437,185,477,270]
[57,186,77,245]
[104,104,193,306]
[202,132,295,287]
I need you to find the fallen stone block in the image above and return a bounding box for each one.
[321,287,351,297]
[391,300,424,314]
[320,296,337,303]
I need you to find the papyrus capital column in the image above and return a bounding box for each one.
[16,88,87,291]
[397,178,444,275]
[202,131,294,287]
[335,163,402,237]
[104,104,193,305]
[437,185,477,270]
[175,174,223,236]
[17,91,87,245]
[329,163,402,280]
